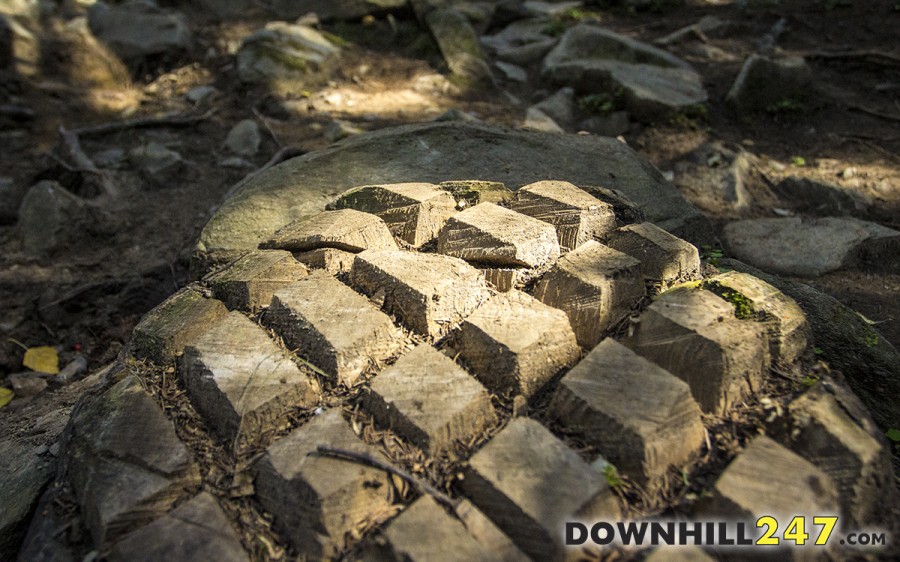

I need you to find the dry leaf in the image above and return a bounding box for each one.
[23,346,60,375]
[0,387,13,408]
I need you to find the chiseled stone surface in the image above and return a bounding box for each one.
[462,418,620,561]
[64,376,200,546]
[267,271,405,386]
[606,222,701,286]
[129,287,229,364]
[329,182,457,247]
[207,249,308,311]
[350,249,492,339]
[624,288,769,414]
[255,409,395,559]
[437,202,560,268]
[364,345,495,454]
[550,339,704,486]
[533,240,644,349]
[262,209,398,253]
[456,290,580,398]
[180,311,319,443]
[107,492,248,562]
[294,247,356,273]
[510,180,616,252]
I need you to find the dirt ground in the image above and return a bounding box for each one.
[1,0,898,421]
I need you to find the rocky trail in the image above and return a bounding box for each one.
[1,0,899,560]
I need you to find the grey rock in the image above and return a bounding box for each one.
[224,119,261,157]
[433,108,481,122]
[108,493,248,562]
[8,373,47,397]
[88,0,191,60]
[578,111,630,137]
[493,37,557,65]
[185,85,218,105]
[0,438,55,557]
[543,23,708,122]
[726,54,813,115]
[773,175,869,216]
[197,0,259,19]
[92,148,126,168]
[674,142,753,213]
[195,121,712,272]
[219,156,255,169]
[236,22,340,94]
[423,7,494,87]
[455,1,497,34]
[530,87,575,129]
[129,142,184,187]
[522,107,563,132]
[324,118,364,142]
[523,0,582,16]
[271,0,408,21]
[718,258,900,452]
[63,375,200,545]
[494,60,527,82]
[723,216,899,277]
[18,181,88,256]
[0,176,26,224]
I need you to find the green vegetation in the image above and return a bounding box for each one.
[791,155,807,167]
[668,104,709,130]
[603,463,624,488]
[578,92,621,115]
[766,98,807,115]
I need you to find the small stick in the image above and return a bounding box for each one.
[312,445,458,511]
[71,108,217,137]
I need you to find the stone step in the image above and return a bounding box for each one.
[454,290,580,398]
[329,183,457,247]
[108,492,247,562]
[623,288,769,415]
[437,202,560,268]
[461,418,620,561]
[704,271,809,366]
[349,249,492,339]
[363,345,496,455]
[255,409,395,560]
[550,338,704,487]
[606,222,701,287]
[180,311,319,443]
[262,209,398,253]
[533,240,644,349]
[509,180,616,252]
[129,287,229,364]
[266,271,406,387]
[206,250,308,312]
[65,376,201,546]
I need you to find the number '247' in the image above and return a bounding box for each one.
[757,516,838,545]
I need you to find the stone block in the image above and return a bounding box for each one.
[437,202,560,268]
[262,209,398,252]
[461,418,620,561]
[329,183,457,247]
[294,247,356,273]
[267,272,405,386]
[65,376,200,546]
[455,290,580,398]
[180,311,319,443]
[550,339,704,486]
[704,271,809,365]
[624,288,769,414]
[207,250,307,311]
[510,180,616,251]
[108,492,248,562]
[255,409,394,559]
[533,240,644,348]
[350,250,491,339]
[607,222,701,285]
[129,287,229,364]
[455,499,526,562]
[364,345,495,454]
[439,180,513,208]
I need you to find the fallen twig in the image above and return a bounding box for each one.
[312,445,458,511]
[71,108,217,137]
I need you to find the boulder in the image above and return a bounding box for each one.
[543,23,708,121]
[723,216,899,277]
[773,175,869,216]
[195,121,712,271]
[271,0,408,21]
[726,54,813,115]
[422,7,494,87]
[529,87,576,129]
[674,142,754,214]
[224,119,261,157]
[236,22,340,94]
[128,142,185,188]
[17,181,88,256]
[88,0,191,60]
[0,439,55,558]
